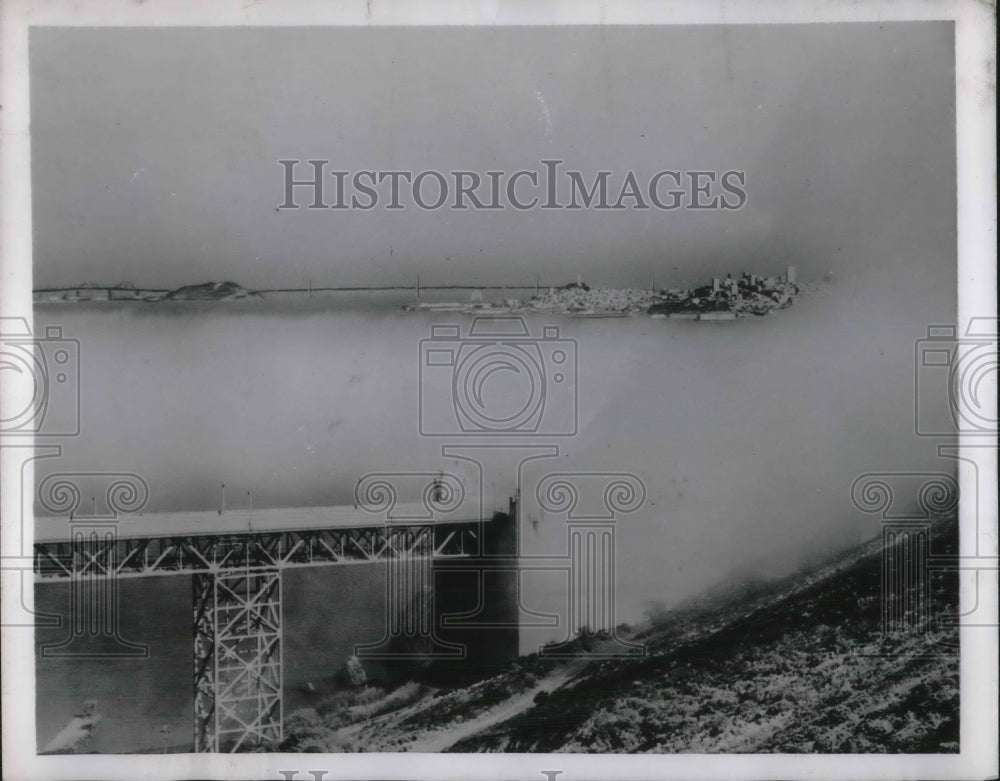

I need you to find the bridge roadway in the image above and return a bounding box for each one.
[33,500,505,753]
[34,501,486,580]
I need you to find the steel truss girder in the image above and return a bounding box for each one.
[193,569,282,753]
[35,523,481,580]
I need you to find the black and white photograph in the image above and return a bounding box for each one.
[1,2,996,780]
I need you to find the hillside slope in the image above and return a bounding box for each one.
[281,515,958,753]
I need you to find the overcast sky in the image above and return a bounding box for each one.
[30,24,954,292]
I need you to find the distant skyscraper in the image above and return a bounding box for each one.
[786,265,796,283]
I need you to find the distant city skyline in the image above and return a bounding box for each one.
[32,265,797,292]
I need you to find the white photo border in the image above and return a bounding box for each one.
[1,1,995,780]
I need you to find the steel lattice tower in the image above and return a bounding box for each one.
[193,570,282,752]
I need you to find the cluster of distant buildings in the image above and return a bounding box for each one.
[649,265,799,319]
[710,265,796,298]
[415,266,803,319]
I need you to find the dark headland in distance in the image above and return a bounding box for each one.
[33,267,806,319]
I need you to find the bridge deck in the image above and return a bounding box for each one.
[34,501,489,543]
